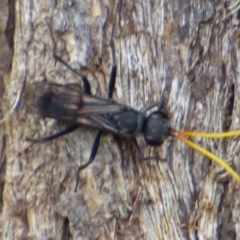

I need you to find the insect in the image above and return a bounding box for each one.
[27,28,240,191]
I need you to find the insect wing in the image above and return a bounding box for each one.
[25,82,81,111]
[76,114,120,134]
[27,82,134,133]
[26,82,84,121]
[78,95,131,114]
[74,95,135,134]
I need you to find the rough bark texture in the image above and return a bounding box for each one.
[1,0,240,239]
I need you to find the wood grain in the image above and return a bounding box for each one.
[2,0,240,239]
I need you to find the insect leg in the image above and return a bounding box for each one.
[75,131,102,191]
[75,27,116,189]
[108,27,117,99]
[53,54,91,94]
[76,27,117,175]
[26,124,80,142]
[132,138,156,160]
[131,138,144,158]
[46,20,91,94]
[140,100,163,114]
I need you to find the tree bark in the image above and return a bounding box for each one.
[2,0,240,239]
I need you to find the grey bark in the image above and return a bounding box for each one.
[1,0,240,239]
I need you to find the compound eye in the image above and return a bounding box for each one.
[143,112,170,146]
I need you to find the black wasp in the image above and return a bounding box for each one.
[27,29,173,191]
[27,28,240,190]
